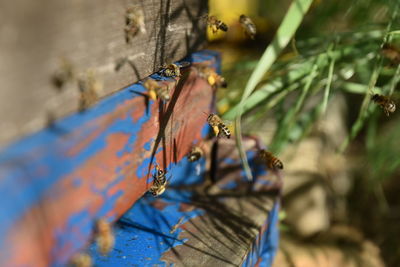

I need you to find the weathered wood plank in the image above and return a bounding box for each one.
[0,51,218,267]
[0,0,207,147]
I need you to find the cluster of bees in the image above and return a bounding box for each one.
[147,14,286,198]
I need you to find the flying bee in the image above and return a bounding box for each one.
[187,146,204,162]
[203,15,228,34]
[149,165,168,196]
[371,94,396,116]
[239,15,257,40]
[95,219,115,256]
[69,253,92,267]
[258,149,283,170]
[125,8,146,43]
[198,67,227,88]
[143,79,170,101]
[381,43,400,65]
[207,113,231,139]
[78,71,102,111]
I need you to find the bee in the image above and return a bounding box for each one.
[198,67,227,88]
[125,8,146,43]
[203,15,228,34]
[69,253,92,267]
[149,165,168,196]
[95,219,115,256]
[51,58,75,90]
[239,15,257,40]
[78,71,102,111]
[143,79,170,101]
[187,146,204,162]
[258,149,283,170]
[160,62,190,78]
[381,43,400,65]
[207,113,231,139]
[371,94,396,116]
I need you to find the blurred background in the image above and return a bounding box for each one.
[207,0,400,266]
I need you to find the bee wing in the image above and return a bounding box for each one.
[222,120,233,127]
[177,61,191,68]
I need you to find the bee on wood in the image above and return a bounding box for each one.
[143,79,170,101]
[371,94,396,116]
[69,253,92,267]
[51,58,75,90]
[160,62,191,78]
[198,67,227,89]
[258,149,284,170]
[381,43,400,65]
[149,165,168,197]
[78,71,102,111]
[125,8,146,43]
[239,15,257,40]
[207,113,231,139]
[187,146,204,162]
[95,219,115,256]
[203,15,228,34]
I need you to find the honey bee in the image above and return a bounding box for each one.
[95,219,115,256]
[69,253,92,267]
[187,146,204,162]
[149,165,168,196]
[371,94,396,116]
[381,43,400,65]
[207,113,231,139]
[203,15,228,34]
[258,149,283,170]
[239,15,257,40]
[125,8,146,43]
[52,58,75,90]
[78,71,102,111]
[198,67,227,88]
[143,79,170,101]
[160,62,190,78]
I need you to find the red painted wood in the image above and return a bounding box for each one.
[0,54,217,266]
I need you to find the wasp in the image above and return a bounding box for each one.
[78,71,102,111]
[203,15,228,34]
[239,15,257,40]
[198,67,227,89]
[371,94,396,116]
[187,146,204,162]
[149,165,168,196]
[143,79,170,101]
[207,113,231,139]
[125,8,146,43]
[258,149,284,170]
[69,253,92,267]
[381,43,400,65]
[95,219,115,256]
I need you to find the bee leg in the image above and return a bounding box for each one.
[148,89,158,101]
[212,125,220,137]
[207,75,216,86]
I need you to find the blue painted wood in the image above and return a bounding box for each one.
[0,50,220,267]
[85,138,281,267]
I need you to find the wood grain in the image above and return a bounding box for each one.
[0,0,207,147]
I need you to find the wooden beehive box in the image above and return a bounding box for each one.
[0,1,281,266]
